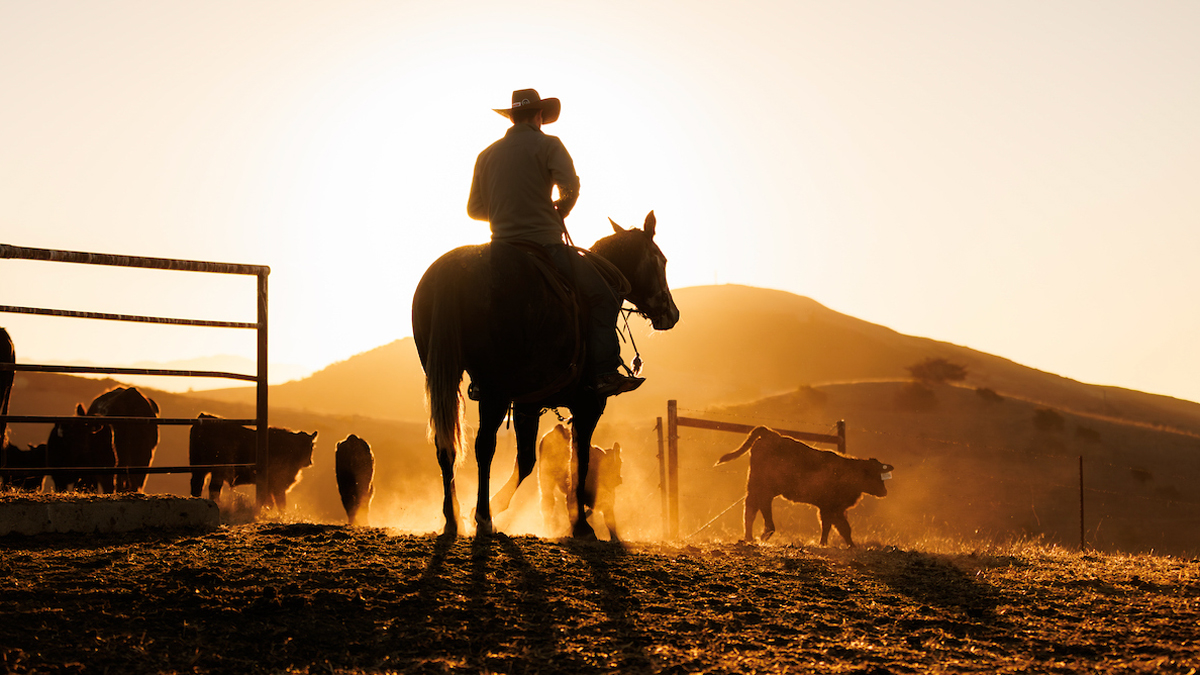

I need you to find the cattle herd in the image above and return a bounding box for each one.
[1,326,895,542]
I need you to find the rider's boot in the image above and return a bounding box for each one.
[594,371,644,397]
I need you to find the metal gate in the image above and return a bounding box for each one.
[0,243,271,505]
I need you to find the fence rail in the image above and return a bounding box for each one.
[0,243,269,276]
[0,242,271,505]
[0,416,258,426]
[0,304,258,329]
[0,362,256,383]
[0,465,255,476]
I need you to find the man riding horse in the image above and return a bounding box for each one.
[467,88,643,398]
[413,88,678,537]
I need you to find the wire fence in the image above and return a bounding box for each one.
[659,401,1200,552]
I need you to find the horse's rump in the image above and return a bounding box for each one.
[414,242,583,404]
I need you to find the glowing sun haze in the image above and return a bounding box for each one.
[3,1,1199,402]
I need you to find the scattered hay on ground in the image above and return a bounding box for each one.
[1,524,1198,674]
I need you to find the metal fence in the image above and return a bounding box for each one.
[0,243,271,505]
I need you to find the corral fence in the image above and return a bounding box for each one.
[655,399,845,540]
[652,400,1196,553]
[0,243,272,506]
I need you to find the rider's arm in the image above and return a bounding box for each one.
[467,154,489,221]
[547,138,580,218]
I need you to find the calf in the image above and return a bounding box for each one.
[188,413,317,510]
[85,387,160,492]
[716,426,893,547]
[538,423,623,540]
[46,405,117,493]
[1,443,47,491]
[335,434,374,526]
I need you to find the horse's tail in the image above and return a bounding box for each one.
[714,426,774,466]
[423,279,466,469]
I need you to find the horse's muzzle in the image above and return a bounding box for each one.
[650,300,680,331]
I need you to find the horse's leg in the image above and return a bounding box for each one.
[570,397,605,540]
[436,438,459,538]
[488,404,540,517]
[489,462,522,518]
[473,397,508,536]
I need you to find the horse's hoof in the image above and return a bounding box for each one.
[572,522,598,541]
[476,517,495,537]
[440,523,459,539]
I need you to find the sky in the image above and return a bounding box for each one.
[2,1,1199,402]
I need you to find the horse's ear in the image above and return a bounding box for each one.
[75,403,86,416]
[643,211,656,238]
[609,217,624,234]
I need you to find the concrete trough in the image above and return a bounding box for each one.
[0,493,220,536]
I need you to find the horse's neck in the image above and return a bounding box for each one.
[587,237,635,294]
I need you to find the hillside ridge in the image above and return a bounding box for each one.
[180,284,1200,435]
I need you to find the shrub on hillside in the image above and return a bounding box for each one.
[1033,408,1065,432]
[907,357,968,384]
[975,387,1003,404]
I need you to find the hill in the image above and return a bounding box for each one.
[194,339,428,421]
[623,285,1200,435]
[189,285,1200,437]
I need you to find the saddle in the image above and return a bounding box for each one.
[480,242,585,403]
[497,241,579,317]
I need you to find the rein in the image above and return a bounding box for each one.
[618,307,644,376]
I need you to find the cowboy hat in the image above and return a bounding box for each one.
[493,88,561,124]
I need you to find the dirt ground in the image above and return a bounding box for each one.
[2,522,1199,674]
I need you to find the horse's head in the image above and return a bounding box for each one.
[592,211,680,331]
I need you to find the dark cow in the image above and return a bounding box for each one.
[86,387,160,492]
[46,405,118,493]
[538,423,624,540]
[1,327,13,451]
[335,434,374,526]
[189,413,317,509]
[1,443,47,491]
[715,426,894,547]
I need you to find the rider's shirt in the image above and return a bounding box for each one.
[468,122,580,247]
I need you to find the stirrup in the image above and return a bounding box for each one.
[594,372,645,398]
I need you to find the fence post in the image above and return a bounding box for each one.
[667,400,679,539]
[255,272,270,509]
[837,420,846,454]
[656,417,667,539]
[1079,455,1086,551]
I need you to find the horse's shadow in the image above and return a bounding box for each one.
[849,548,1006,632]
[561,539,654,670]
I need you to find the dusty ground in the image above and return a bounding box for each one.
[2,522,1199,674]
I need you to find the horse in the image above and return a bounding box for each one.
[412,211,679,538]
